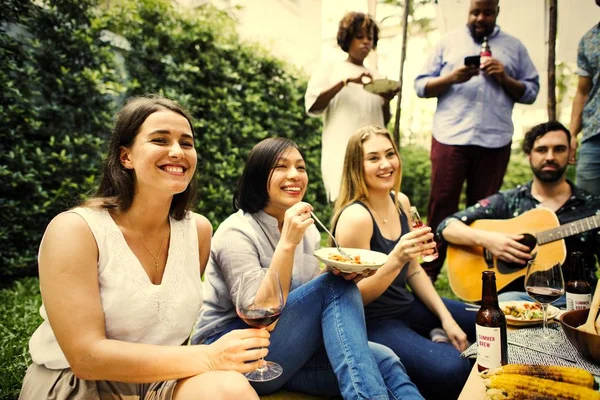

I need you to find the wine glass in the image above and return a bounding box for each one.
[524,260,565,344]
[236,269,284,382]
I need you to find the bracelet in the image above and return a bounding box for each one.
[342,78,348,87]
[406,269,422,282]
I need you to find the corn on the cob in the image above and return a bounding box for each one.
[481,364,597,389]
[483,374,600,400]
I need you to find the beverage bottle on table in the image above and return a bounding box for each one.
[480,36,492,68]
[476,271,508,372]
[409,206,439,262]
[566,251,591,311]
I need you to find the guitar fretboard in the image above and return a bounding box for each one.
[537,214,600,245]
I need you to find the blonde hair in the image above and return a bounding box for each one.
[330,125,402,238]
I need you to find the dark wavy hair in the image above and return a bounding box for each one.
[84,95,197,220]
[234,137,302,213]
[521,121,571,155]
[337,12,380,52]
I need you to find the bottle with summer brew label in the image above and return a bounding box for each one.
[480,36,492,69]
[476,271,508,372]
[566,251,591,311]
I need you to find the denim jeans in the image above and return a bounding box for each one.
[366,297,476,400]
[205,273,423,400]
[576,134,600,195]
[498,291,566,308]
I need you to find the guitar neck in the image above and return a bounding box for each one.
[537,214,600,245]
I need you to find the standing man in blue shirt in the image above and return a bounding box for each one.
[414,0,539,281]
[569,1,600,195]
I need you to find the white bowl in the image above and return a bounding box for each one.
[314,247,388,273]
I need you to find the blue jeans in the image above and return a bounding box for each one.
[577,134,600,195]
[366,297,476,400]
[205,273,423,400]
[498,291,566,308]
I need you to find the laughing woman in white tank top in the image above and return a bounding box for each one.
[19,95,269,400]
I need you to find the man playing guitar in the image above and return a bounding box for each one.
[438,121,600,306]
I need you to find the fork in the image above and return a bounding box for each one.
[310,211,354,259]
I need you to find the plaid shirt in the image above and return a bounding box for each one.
[438,181,600,285]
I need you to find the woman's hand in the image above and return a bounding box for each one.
[330,267,377,283]
[379,89,399,103]
[441,317,468,352]
[206,329,271,374]
[347,71,373,86]
[280,202,314,248]
[389,226,436,266]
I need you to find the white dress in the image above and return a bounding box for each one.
[305,60,385,202]
[28,207,203,370]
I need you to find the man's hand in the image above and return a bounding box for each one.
[480,231,532,265]
[481,58,507,83]
[569,135,578,165]
[450,65,479,84]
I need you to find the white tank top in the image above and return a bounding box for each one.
[29,207,203,369]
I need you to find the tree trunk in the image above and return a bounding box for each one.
[393,0,410,149]
[547,0,557,120]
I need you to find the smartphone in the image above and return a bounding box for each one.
[464,55,481,67]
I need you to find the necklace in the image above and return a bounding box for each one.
[368,200,391,224]
[128,214,168,271]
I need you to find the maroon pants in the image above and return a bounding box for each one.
[423,137,511,281]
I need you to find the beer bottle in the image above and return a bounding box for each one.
[566,251,591,311]
[480,36,492,68]
[476,271,508,372]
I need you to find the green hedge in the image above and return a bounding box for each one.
[1,0,120,278]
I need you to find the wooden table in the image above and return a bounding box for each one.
[458,364,486,400]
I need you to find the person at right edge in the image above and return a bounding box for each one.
[414,0,540,282]
[569,0,600,195]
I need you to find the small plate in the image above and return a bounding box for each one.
[500,301,560,327]
[363,78,400,95]
[314,247,388,273]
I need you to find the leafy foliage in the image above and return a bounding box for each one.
[0,277,42,400]
[1,0,121,278]
[399,144,431,212]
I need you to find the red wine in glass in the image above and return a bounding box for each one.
[525,287,564,304]
[238,308,282,328]
[236,269,284,382]
[409,206,439,262]
[524,260,564,344]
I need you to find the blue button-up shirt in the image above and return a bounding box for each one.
[577,23,600,142]
[414,26,539,148]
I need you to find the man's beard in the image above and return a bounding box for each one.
[468,24,494,42]
[531,162,567,183]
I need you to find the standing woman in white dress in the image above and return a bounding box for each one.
[305,11,398,202]
[20,95,269,400]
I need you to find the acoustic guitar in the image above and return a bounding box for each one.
[446,207,600,302]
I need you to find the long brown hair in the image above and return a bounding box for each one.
[331,125,402,234]
[82,95,197,220]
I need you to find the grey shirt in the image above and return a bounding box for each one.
[191,209,321,344]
